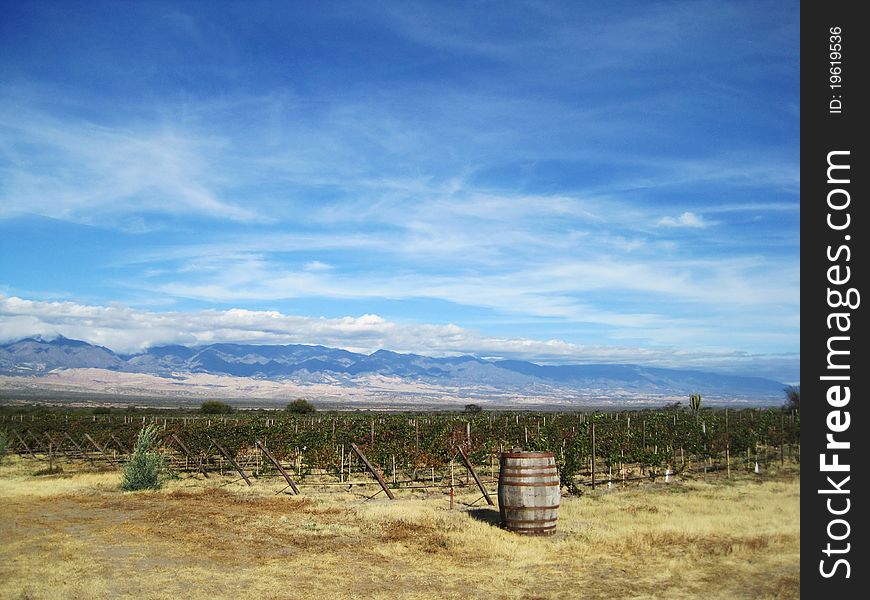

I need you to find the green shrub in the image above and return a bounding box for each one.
[200,400,235,414]
[286,398,316,414]
[121,424,167,491]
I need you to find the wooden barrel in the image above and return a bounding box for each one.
[498,451,560,535]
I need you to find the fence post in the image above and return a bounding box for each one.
[208,436,252,486]
[255,440,299,494]
[591,422,596,490]
[457,446,494,506]
[350,442,394,500]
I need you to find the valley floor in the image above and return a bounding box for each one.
[0,458,799,600]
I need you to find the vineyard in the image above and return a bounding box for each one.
[1,406,800,496]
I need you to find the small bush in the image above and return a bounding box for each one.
[121,424,167,491]
[286,399,316,414]
[200,400,235,414]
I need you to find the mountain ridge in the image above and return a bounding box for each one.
[0,336,789,405]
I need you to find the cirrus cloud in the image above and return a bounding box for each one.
[657,211,709,228]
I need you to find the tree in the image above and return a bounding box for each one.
[464,403,483,414]
[783,385,800,411]
[200,400,234,414]
[689,393,702,418]
[121,424,167,491]
[286,398,316,414]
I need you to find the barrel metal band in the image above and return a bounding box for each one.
[501,452,555,459]
[499,480,560,487]
[500,504,561,510]
[500,466,557,473]
[503,518,558,524]
[504,525,557,534]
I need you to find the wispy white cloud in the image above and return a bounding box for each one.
[0,98,262,225]
[657,211,709,228]
[303,261,333,272]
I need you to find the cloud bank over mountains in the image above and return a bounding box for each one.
[0,295,797,382]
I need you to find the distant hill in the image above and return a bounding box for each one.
[0,336,788,405]
[0,336,125,373]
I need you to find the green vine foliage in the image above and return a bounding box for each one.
[0,428,9,463]
[2,407,801,489]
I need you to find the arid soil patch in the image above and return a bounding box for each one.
[1,461,799,599]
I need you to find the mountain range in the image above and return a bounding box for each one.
[0,336,788,406]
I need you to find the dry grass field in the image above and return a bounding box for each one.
[0,457,799,600]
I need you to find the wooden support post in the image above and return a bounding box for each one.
[83,433,106,454]
[14,431,36,459]
[255,440,299,494]
[208,436,252,486]
[64,433,93,463]
[490,453,495,483]
[170,433,209,478]
[87,433,121,464]
[450,458,456,510]
[591,422,596,490]
[25,430,47,457]
[457,446,494,506]
[779,413,785,467]
[110,434,130,455]
[45,433,71,460]
[350,442,394,500]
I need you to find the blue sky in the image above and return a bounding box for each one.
[0,1,799,382]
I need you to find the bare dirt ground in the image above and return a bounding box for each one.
[0,457,799,600]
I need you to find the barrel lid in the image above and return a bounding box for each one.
[500,451,555,459]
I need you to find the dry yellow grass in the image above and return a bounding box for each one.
[0,456,799,600]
